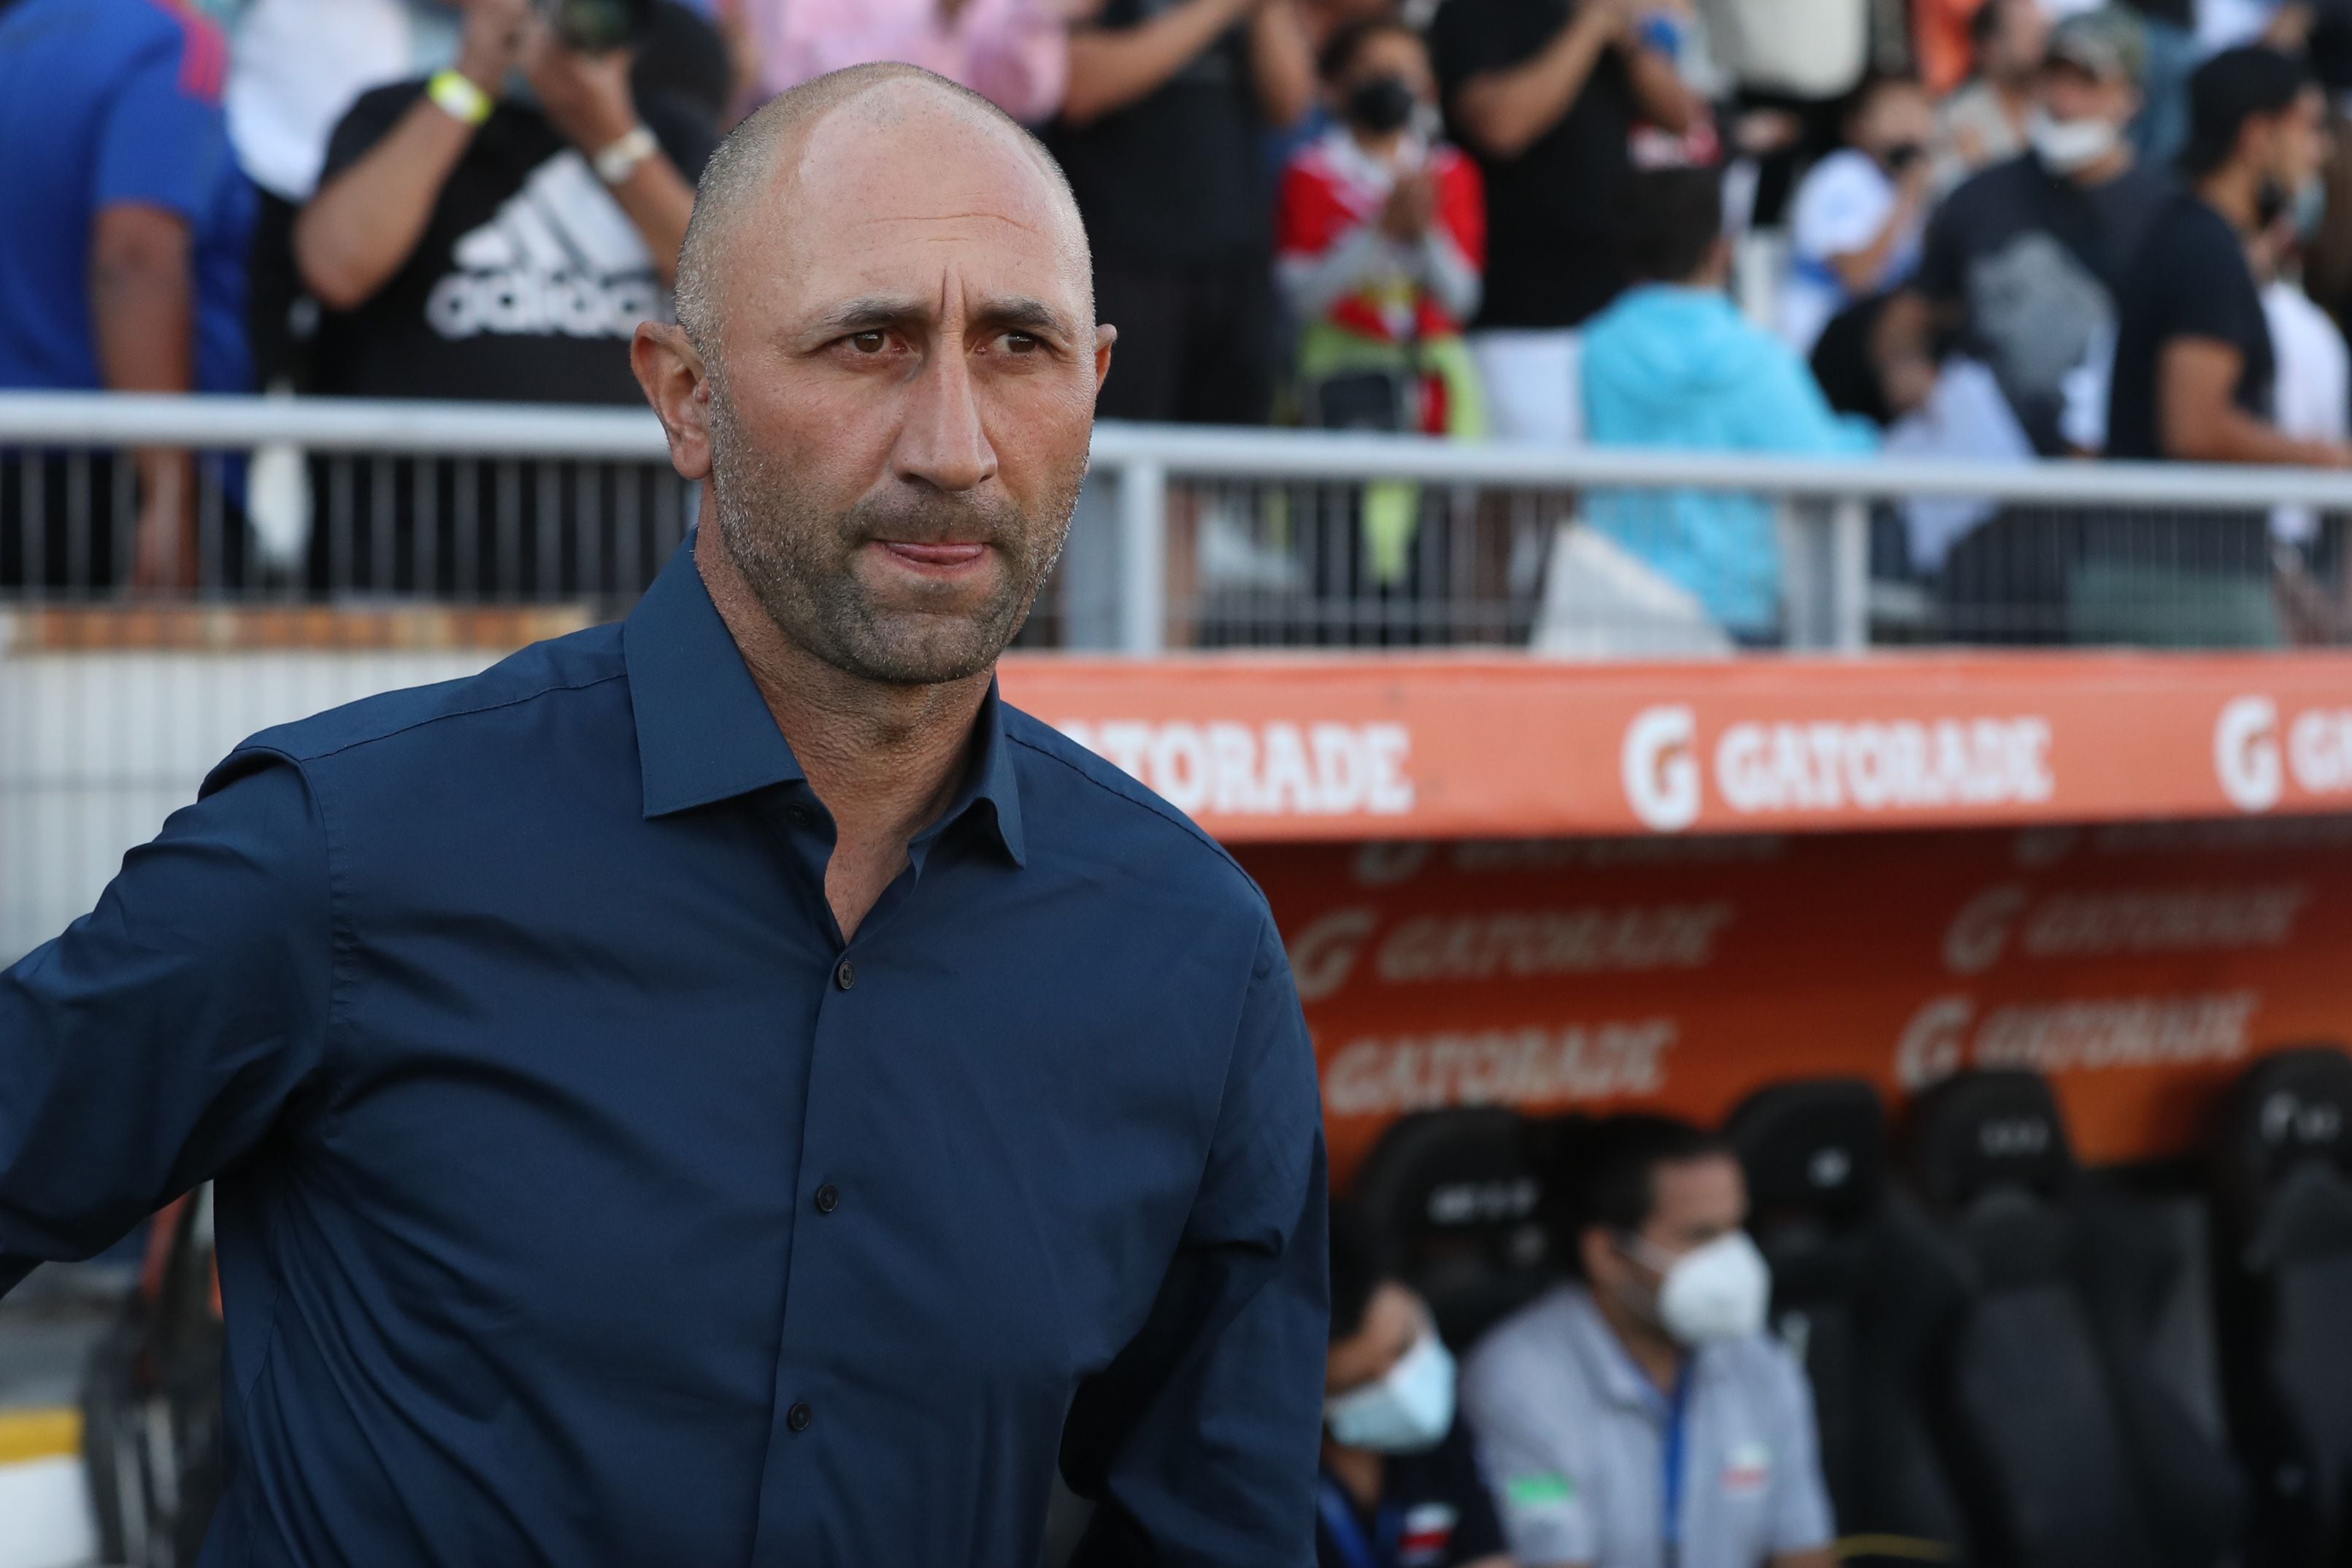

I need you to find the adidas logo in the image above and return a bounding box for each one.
[426,150,669,341]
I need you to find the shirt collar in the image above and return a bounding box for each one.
[1563,1285,1721,1415]
[621,535,1027,866]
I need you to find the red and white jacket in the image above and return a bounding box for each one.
[1276,126,1486,348]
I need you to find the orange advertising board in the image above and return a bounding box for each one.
[1232,821,2352,1187]
[1000,652,2352,841]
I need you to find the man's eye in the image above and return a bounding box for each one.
[848,331,888,354]
[1002,332,1040,356]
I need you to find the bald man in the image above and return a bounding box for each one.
[0,64,1328,1567]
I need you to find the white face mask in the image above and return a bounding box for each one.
[1628,1231,1772,1348]
[1325,1325,1457,1453]
[2027,107,2121,175]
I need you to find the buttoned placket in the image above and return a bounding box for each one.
[742,780,976,1561]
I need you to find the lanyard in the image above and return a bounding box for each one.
[1661,1367,1694,1567]
[1317,1475,1403,1568]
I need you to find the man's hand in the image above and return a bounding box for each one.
[457,0,534,93]
[523,22,642,155]
[1380,169,1438,242]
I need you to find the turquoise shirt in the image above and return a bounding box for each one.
[1581,284,1875,637]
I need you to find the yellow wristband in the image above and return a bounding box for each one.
[427,69,493,128]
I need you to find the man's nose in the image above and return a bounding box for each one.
[893,343,999,495]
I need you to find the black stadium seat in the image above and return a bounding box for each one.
[1726,1079,1971,1564]
[2210,1046,2352,1568]
[1348,1107,1555,1350]
[1907,1070,2242,1568]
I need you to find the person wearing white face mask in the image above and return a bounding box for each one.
[1320,1202,1513,1568]
[1459,1115,1834,1568]
[1879,8,2170,462]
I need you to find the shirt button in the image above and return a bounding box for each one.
[834,960,856,991]
[786,1402,813,1434]
[786,806,813,828]
[814,1183,839,1215]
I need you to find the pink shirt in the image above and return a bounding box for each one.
[742,0,1068,124]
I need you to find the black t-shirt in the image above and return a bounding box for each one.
[1429,0,1637,330]
[2105,191,2274,461]
[310,82,716,404]
[1914,153,2174,453]
[1044,0,1270,269]
[1315,1423,1507,1568]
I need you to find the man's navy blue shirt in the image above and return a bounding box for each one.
[0,541,1329,1565]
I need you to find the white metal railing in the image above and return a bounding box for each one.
[7,391,2352,653]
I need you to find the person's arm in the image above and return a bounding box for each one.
[87,28,238,592]
[1061,918,1327,1566]
[1826,161,1932,295]
[523,35,697,288]
[1060,0,1257,126]
[1450,0,1626,161]
[1619,35,1701,134]
[0,756,334,1296]
[296,0,530,310]
[961,0,1072,123]
[1246,0,1314,128]
[2159,337,2352,465]
[90,205,197,591]
[1460,1348,1599,1568]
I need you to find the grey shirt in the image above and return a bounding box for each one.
[1460,1285,1834,1568]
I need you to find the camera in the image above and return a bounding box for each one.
[538,0,653,53]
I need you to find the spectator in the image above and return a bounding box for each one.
[1278,16,1486,437]
[1582,166,1872,643]
[1778,74,1934,355]
[294,0,718,596]
[1461,1114,1836,1568]
[0,0,255,595]
[1048,0,1313,427]
[1429,0,1706,445]
[2108,48,2342,467]
[737,0,1070,123]
[1932,0,2048,190]
[2101,46,2340,644]
[1892,9,2167,456]
[2253,210,2351,576]
[1321,1202,1512,1568]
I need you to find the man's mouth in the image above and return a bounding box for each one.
[879,542,989,569]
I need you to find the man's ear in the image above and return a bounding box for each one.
[1093,322,1118,399]
[633,321,714,482]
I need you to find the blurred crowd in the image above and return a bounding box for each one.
[5,0,2352,637]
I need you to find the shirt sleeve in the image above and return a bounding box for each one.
[1764,1343,1837,1553]
[94,41,234,223]
[0,752,335,1297]
[1459,1337,1597,1566]
[2154,215,2267,353]
[317,82,426,191]
[1062,916,1329,1567]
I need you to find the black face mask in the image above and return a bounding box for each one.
[1347,75,1418,135]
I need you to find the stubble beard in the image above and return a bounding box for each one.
[704,374,1084,687]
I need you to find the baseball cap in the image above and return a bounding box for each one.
[2045,9,2148,85]
[2182,45,2310,175]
